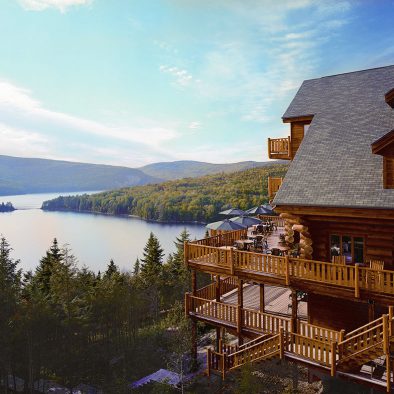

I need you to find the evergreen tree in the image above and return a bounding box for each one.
[133,258,140,276]
[34,238,64,296]
[140,232,164,283]
[104,259,119,279]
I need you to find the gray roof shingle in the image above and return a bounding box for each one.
[274,65,394,209]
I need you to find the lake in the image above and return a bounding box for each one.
[0,192,206,273]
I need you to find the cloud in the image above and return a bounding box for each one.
[0,80,178,147]
[185,0,353,124]
[159,65,194,87]
[0,123,50,157]
[17,0,92,12]
[188,121,201,130]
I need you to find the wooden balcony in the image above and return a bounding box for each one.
[188,283,394,391]
[184,231,394,304]
[268,176,283,199]
[268,136,292,160]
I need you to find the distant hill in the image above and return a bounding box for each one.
[0,155,161,196]
[0,155,286,196]
[138,160,286,180]
[43,163,289,223]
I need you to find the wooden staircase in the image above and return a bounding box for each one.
[206,308,394,392]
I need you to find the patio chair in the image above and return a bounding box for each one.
[332,255,346,265]
[367,260,385,288]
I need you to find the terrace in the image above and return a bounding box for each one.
[185,228,394,305]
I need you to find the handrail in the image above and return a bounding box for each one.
[187,243,394,297]
[194,276,238,300]
[238,334,267,350]
[344,316,384,340]
[298,321,341,343]
[227,334,281,370]
[242,307,291,334]
[268,137,291,156]
[285,331,333,367]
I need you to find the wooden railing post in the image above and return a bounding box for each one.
[206,348,211,377]
[221,352,226,380]
[331,341,337,377]
[383,314,392,393]
[279,326,284,360]
[288,135,292,159]
[383,314,389,355]
[285,255,290,286]
[229,250,234,275]
[237,305,242,340]
[355,264,360,298]
[389,306,393,336]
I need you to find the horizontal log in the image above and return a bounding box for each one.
[299,239,313,247]
[366,248,393,257]
[280,213,300,220]
[292,224,308,233]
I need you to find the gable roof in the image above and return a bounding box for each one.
[274,65,394,210]
[371,129,394,157]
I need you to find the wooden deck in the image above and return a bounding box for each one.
[221,284,307,319]
[185,229,394,304]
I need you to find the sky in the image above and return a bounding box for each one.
[0,0,394,168]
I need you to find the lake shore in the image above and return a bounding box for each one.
[40,208,207,226]
[41,206,208,225]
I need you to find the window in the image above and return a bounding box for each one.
[330,234,364,263]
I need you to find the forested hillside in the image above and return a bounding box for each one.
[0,155,161,195]
[42,164,288,223]
[138,160,287,180]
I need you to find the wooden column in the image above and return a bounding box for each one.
[291,289,298,333]
[191,269,197,296]
[237,279,244,346]
[216,275,221,302]
[259,284,265,313]
[368,300,375,322]
[216,327,221,352]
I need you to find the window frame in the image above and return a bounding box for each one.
[329,233,365,264]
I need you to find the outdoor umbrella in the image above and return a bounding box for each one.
[230,215,262,227]
[219,208,246,216]
[245,206,273,215]
[206,219,246,231]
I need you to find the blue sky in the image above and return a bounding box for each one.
[0,0,394,167]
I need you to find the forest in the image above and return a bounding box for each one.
[0,202,15,212]
[42,164,288,223]
[0,231,212,393]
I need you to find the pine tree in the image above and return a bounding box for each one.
[34,238,64,296]
[133,258,140,276]
[140,232,164,283]
[104,259,119,279]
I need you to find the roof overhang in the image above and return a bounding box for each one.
[282,115,314,124]
[371,129,394,157]
[385,88,394,108]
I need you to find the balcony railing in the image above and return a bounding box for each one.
[268,176,283,199]
[268,136,291,159]
[185,232,394,300]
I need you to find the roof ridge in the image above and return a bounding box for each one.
[304,64,394,82]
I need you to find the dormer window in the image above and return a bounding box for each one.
[371,130,394,189]
[385,88,394,108]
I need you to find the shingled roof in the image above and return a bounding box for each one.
[274,65,394,209]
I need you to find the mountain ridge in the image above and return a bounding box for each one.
[0,154,284,196]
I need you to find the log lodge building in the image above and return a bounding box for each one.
[184,65,394,391]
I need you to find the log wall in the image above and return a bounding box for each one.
[308,218,394,269]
